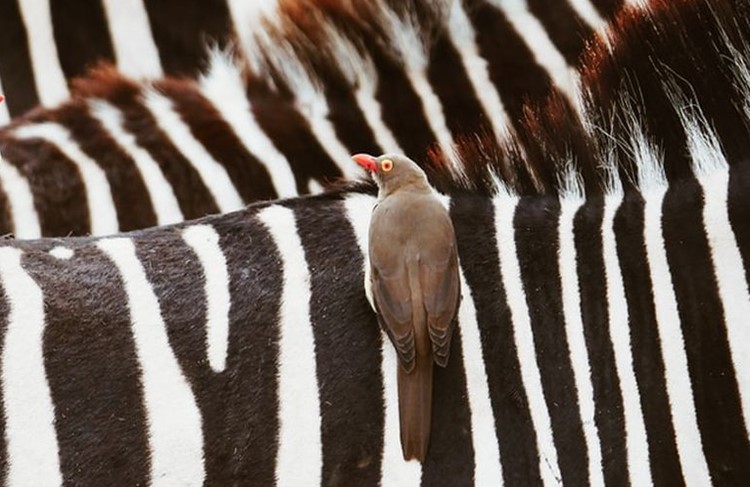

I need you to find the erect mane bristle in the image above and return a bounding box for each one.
[414,0,750,199]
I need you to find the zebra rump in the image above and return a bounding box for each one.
[0,0,621,238]
[0,0,748,485]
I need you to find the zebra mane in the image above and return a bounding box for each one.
[421,0,750,198]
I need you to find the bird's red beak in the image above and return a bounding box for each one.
[0,95,4,104]
[352,153,378,172]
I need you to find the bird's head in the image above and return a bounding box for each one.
[352,153,430,197]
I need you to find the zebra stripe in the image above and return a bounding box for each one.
[0,247,62,487]
[97,237,205,486]
[456,267,504,486]
[13,123,120,235]
[557,178,605,486]
[257,206,323,487]
[0,156,40,239]
[142,89,244,213]
[16,0,69,107]
[199,53,298,198]
[0,0,626,238]
[182,225,232,373]
[601,189,652,485]
[493,190,563,486]
[88,99,184,225]
[636,134,712,486]
[101,0,163,78]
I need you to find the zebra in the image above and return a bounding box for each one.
[0,0,632,238]
[0,0,627,122]
[0,0,747,484]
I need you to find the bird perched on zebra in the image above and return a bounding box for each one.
[354,153,460,461]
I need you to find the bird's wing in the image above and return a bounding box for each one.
[371,262,416,372]
[419,231,460,367]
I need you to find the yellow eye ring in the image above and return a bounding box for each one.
[381,159,394,172]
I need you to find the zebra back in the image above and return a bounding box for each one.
[0,0,626,238]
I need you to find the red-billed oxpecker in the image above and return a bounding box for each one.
[353,153,460,461]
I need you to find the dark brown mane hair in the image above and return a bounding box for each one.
[418,0,750,198]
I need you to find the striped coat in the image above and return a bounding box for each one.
[0,0,631,238]
[0,0,747,484]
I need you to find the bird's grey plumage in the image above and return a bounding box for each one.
[353,153,460,461]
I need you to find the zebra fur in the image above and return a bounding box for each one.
[0,0,625,238]
[0,0,747,484]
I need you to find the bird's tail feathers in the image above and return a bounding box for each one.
[397,352,433,462]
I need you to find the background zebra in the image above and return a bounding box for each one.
[0,0,746,484]
[0,0,632,238]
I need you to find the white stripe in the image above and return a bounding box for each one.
[694,160,750,440]
[566,0,607,31]
[446,0,511,144]
[342,194,423,484]
[407,70,457,162]
[14,123,120,235]
[143,90,244,213]
[225,0,279,71]
[377,5,456,163]
[458,269,504,486]
[16,0,69,106]
[433,195,504,486]
[488,0,578,104]
[182,225,231,373]
[97,238,204,486]
[639,158,712,486]
[257,205,322,487]
[200,52,298,198]
[558,193,604,486]
[0,156,41,238]
[493,194,562,486]
[101,0,163,78]
[89,99,184,225]
[0,247,62,486]
[0,76,10,125]
[270,52,359,179]
[324,30,404,155]
[602,191,653,486]
[353,84,405,154]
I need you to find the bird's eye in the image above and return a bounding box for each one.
[381,159,394,172]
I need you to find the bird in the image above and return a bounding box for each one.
[352,153,460,462]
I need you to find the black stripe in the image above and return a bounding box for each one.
[211,211,282,484]
[0,277,9,483]
[421,333,475,485]
[143,0,232,76]
[574,196,629,485]
[366,44,437,163]
[292,201,384,485]
[25,245,150,484]
[47,103,159,232]
[427,33,490,140]
[467,0,555,131]
[108,87,219,219]
[514,196,588,486]
[0,137,90,237]
[527,0,592,66]
[661,177,750,484]
[450,195,542,485]
[0,0,39,116]
[321,73,383,156]
[50,0,115,80]
[247,80,343,192]
[0,141,15,235]
[157,79,278,202]
[727,158,750,287]
[614,191,684,486]
[590,0,625,20]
